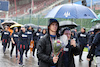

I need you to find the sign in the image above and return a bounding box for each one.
[0,1,9,11]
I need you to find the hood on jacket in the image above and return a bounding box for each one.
[48,19,59,36]
[61,27,70,35]
[37,27,41,32]
[13,27,18,32]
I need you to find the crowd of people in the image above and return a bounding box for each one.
[1,18,100,67]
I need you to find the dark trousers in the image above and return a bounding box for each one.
[25,45,29,57]
[10,43,18,57]
[89,55,94,67]
[33,42,37,56]
[2,39,7,53]
[79,45,85,60]
[19,49,25,64]
[25,40,30,57]
[3,43,7,53]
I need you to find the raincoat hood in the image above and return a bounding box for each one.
[48,19,59,36]
[13,27,18,32]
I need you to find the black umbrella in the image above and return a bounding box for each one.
[59,21,78,29]
[24,24,38,29]
[1,20,17,27]
[89,23,100,32]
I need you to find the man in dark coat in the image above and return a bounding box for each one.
[37,19,61,67]
[61,27,80,67]
[77,27,88,62]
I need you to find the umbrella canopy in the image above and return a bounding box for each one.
[45,4,98,19]
[10,23,23,28]
[1,20,17,27]
[24,24,38,29]
[89,23,100,32]
[59,21,78,29]
[91,14,100,22]
[0,23,3,29]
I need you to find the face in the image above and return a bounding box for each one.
[5,27,8,31]
[71,32,74,36]
[39,28,41,32]
[49,22,58,32]
[81,28,85,33]
[64,30,71,40]
[15,28,18,32]
[74,29,77,32]
[21,27,26,32]
[29,26,32,30]
[43,29,46,34]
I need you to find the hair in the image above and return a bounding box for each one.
[61,27,70,35]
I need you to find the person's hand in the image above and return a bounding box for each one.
[87,58,90,61]
[71,39,76,47]
[13,41,15,44]
[53,57,58,63]
[89,46,91,49]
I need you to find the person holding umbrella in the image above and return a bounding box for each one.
[10,27,19,59]
[77,27,88,62]
[1,26,10,54]
[18,26,29,66]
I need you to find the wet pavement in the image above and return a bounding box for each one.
[0,42,96,67]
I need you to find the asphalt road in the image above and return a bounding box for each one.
[0,42,96,67]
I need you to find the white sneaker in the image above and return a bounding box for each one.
[32,56,35,58]
[25,56,28,59]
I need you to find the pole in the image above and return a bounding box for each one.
[72,0,73,4]
[90,0,93,10]
[14,0,17,16]
[30,0,34,23]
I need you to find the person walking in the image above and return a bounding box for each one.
[1,26,10,54]
[33,27,41,57]
[87,28,100,67]
[25,26,33,59]
[10,27,19,59]
[77,27,88,62]
[37,19,63,67]
[61,27,80,67]
[18,26,29,66]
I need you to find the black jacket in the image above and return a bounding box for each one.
[37,34,64,67]
[88,34,94,46]
[63,40,80,67]
[87,32,100,58]
[1,31,10,43]
[33,31,41,43]
[37,34,80,67]
[77,32,88,45]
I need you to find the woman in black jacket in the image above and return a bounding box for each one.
[37,19,61,67]
[1,26,10,54]
[61,27,80,67]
